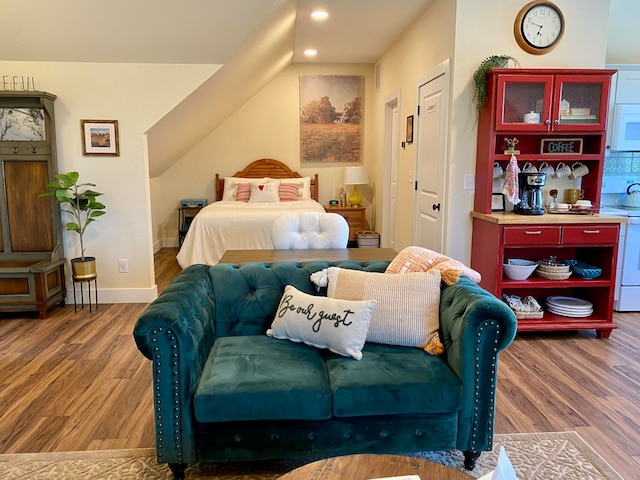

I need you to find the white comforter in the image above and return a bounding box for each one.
[176,200,326,267]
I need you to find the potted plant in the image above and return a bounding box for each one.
[473,55,520,114]
[41,171,106,279]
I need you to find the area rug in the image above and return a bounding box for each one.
[0,432,623,480]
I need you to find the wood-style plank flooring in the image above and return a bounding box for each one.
[0,247,638,478]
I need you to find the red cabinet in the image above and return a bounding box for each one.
[471,216,620,337]
[471,68,622,337]
[494,72,612,132]
[474,68,615,215]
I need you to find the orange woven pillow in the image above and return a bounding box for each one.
[386,246,481,286]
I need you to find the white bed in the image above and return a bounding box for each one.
[176,159,322,268]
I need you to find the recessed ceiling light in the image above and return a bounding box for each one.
[311,10,329,21]
[304,49,318,57]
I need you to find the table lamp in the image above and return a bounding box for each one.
[343,166,368,207]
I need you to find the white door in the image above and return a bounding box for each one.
[382,93,400,249]
[414,60,450,252]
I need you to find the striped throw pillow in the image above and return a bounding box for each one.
[279,182,300,201]
[236,183,250,202]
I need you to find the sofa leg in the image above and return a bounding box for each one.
[169,463,187,480]
[463,450,481,470]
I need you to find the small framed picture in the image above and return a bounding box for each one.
[492,193,506,212]
[406,115,414,144]
[81,120,119,156]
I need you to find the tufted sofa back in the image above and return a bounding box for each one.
[271,212,349,249]
[209,260,389,337]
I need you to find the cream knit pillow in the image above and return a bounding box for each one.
[326,267,443,355]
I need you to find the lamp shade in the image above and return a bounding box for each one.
[343,166,369,185]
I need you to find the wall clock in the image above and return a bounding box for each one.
[514,0,565,55]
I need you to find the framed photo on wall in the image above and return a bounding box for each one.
[492,193,506,212]
[299,75,364,163]
[81,119,119,156]
[406,115,414,143]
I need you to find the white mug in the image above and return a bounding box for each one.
[493,161,504,179]
[555,162,571,178]
[522,162,537,173]
[539,162,554,175]
[570,162,589,179]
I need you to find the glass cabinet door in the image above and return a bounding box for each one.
[552,75,611,131]
[494,75,554,131]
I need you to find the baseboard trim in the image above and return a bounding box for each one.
[154,237,179,253]
[67,285,158,305]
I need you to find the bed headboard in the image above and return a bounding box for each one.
[215,159,319,202]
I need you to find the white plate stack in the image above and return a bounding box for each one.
[546,296,593,317]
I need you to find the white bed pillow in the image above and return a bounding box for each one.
[249,179,281,203]
[270,177,311,201]
[221,177,267,201]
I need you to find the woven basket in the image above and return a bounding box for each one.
[356,230,380,248]
[536,269,572,280]
[537,263,570,274]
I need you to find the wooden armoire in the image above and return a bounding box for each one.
[0,91,65,318]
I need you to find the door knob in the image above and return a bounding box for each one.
[432,203,441,211]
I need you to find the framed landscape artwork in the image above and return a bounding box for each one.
[81,119,119,156]
[299,75,363,163]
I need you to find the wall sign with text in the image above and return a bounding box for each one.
[540,138,583,155]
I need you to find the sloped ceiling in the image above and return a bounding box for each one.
[1,0,634,177]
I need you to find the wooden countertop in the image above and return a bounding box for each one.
[472,211,627,225]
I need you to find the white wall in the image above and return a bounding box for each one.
[372,0,611,264]
[606,0,640,64]
[155,63,374,246]
[371,0,456,252]
[446,0,610,263]
[0,61,216,302]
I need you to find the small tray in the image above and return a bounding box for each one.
[514,310,544,319]
[547,204,599,215]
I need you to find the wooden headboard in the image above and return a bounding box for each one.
[215,159,319,202]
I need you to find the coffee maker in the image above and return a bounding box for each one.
[515,172,547,215]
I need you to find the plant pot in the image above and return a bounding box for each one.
[71,257,97,280]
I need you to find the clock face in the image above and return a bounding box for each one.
[521,4,563,49]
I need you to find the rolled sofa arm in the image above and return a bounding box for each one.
[438,277,517,453]
[133,264,215,465]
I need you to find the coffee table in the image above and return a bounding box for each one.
[276,453,474,480]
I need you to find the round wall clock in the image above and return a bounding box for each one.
[514,0,565,55]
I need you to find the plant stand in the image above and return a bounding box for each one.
[73,274,98,313]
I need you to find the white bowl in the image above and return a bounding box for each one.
[503,259,538,280]
[574,200,592,208]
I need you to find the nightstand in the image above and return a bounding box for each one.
[178,206,205,247]
[324,205,366,244]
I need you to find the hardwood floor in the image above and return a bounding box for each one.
[0,247,638,478]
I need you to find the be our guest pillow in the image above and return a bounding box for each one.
[267,285,377,360]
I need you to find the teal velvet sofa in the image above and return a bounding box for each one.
[133,260,517,480]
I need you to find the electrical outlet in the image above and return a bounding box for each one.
[118,259,128,273]
[464,174,475,190]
